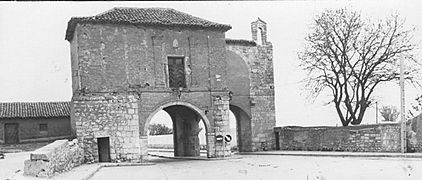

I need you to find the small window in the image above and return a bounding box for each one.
[39,124,48,132]
[168,57,186,89]
[257,27,263,45]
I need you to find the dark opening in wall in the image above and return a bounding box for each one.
[97,137,111,162]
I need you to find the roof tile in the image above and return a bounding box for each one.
[0,102,70,118]
[65,7,232,41]
[225,38,257,46]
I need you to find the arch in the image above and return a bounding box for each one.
[143,100,211,137]
[230,104,252,152]
[251,18,267,45]
[226,50,251,99]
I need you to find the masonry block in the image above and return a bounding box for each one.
[24,139,84,178]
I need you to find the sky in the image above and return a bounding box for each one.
[0,1,421,127]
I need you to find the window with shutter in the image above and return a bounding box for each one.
[168,57,186,89]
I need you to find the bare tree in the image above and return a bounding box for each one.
[380,106,399,121]
[299,8,419,126]
[408,95,422,118]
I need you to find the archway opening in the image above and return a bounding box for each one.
[147,105,208,158]
[230,105,252,152]
[147,110,173,155]
[228,110,238,152]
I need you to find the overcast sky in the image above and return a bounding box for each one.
[0,1,421,127]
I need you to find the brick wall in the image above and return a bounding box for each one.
[71,23,227,93]
[275,124,402,152]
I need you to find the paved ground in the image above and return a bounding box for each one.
[3,150,422,180]
[241,150,422,158]
[0,152,31,179]
[90,155,422,180]
[148,148,208,158]
[0,142,49,179]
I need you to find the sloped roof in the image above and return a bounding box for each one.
[0,102,70,118]
[225,38,257,46]
[65,7,232,41]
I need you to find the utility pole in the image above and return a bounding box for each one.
[400,58,406,153]
[376,102,378,124]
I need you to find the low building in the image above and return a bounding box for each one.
[0,102,71,144]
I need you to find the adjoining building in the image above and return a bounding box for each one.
[65,7,275,162]
[0,102,71,144]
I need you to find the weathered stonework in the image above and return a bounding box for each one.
[73,93,141,162]
[408,114,422,152]
[275,124,404,152]
[66,8,276,162]
[225,19,275,151]
[24,139,84,178]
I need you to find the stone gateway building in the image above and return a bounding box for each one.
[65,7,275,162]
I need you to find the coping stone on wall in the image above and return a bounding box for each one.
[30,139,69,161]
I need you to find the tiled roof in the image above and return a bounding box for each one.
[0,102,70,118]
[225,39,257,46]
[65,7,232,41]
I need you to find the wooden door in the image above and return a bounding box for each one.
[5,123,19,144]
[97,137,111,162]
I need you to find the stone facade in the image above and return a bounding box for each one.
[72,94,142,162]
[408,114,422,152]
[226,19,275,151]
[24,139,84,178]
[66,8,275,162]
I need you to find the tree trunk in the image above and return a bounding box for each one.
[335,102,349,126]
[350,105,367,125]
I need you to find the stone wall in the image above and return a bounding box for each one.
[226,40,275,151]
[409,114,422,152]
[275,124,402,152]
[24,139,83,178]
[73,93,141,162]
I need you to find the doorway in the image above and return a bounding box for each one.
[5,123,19,144]
[275,131,280,150]
[230,105,252,152]
[97,137,111,162]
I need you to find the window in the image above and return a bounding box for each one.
[39,124,48,133]
[257,27,263,45]
[168,57,186,89]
